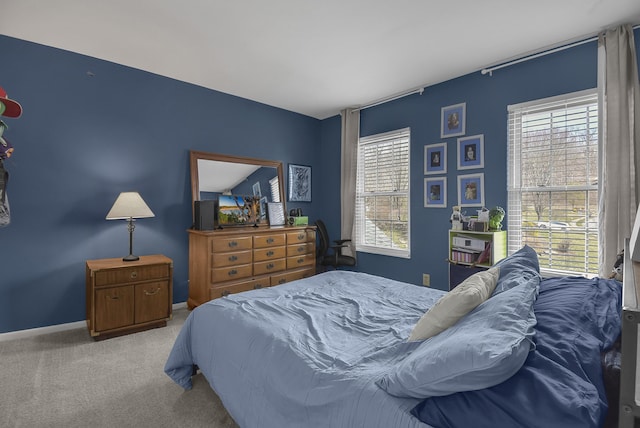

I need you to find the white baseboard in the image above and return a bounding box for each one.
[0,301,188,342]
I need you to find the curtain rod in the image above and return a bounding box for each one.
[351,87,424,113]
[481,24,640,76]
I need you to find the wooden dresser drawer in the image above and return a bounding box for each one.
[253,258,286,275]
[254,233,286,248]
[253,246,286,262]
[211,250,252,267]
[94,264,169,287]
[211,264,253,283]
[287,242,314,257]
[287,254,315,269]
[210,281,256,299]
[270,267,315,286]
[212,236,252,253]
[287,230,311,244]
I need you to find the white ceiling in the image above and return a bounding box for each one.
[1,0,640,119]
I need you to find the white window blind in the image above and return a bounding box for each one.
[269,176,280,203]
[507,89,599,276]
[356,128,410,258]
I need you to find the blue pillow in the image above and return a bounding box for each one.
[492,245,540,296]
[411,276,622,428]
[377,271,539,398]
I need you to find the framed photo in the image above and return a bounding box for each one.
[457,134,484,170]
[252,182,262,197]
[424,177,447,208]
[441,102,466,138]
[259,196,268,220]
[288,164,311,202]
[457,173,485,207]
[267,202,285,225]
[424,143,447,175]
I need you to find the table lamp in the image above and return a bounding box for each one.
[106,192,155,261]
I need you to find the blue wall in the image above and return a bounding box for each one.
[320,28,640,289]
[0,36,322,333]
[2,29,639,333]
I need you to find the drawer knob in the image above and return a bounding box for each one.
[107,295,120,300]
[228,255,238,262]
[254,284,263,289]
[278,279,286,284]
[297,233,305,240]
[267,237,274,244]
[266,250,274,257]
[266,263,275,270]
[228,269,238,276]
[221,290,230,297]
[144,288,160,296]
[130,271,138,279]
[297,258,304,264]
[228,241,238,247]
[297,247,304,253]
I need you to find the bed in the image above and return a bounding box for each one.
[165,245,625,428]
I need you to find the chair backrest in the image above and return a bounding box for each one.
[315,219,330,257]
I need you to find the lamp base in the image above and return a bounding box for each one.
[123,254,140,262]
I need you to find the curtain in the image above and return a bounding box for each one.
[340,108,360,258]
[598,24,640,276]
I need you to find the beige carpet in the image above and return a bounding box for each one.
[0,308,239,428]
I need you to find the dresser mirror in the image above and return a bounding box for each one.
[190,150,286,222]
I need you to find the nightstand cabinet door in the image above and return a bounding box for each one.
[135,281,170,324]
[95,286,134,331]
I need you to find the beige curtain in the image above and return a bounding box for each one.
[598,24,640,276]
[340,108,360,257]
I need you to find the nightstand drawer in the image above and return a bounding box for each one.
[135,281,170,323]
[94,264,169,287]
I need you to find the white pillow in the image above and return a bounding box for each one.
[408,267,499,341]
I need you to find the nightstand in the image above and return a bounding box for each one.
[85,254,173,340]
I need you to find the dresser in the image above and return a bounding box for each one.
[85,254,173,339]
[187,225,316,308]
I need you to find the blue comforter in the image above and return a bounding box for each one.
[165,270,445,428]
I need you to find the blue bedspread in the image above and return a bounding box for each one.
[165,271,445,428]
[412,276,622,428]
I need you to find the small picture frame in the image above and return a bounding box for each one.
[441,102,466,138]
[457,134,484,170]
[252,182,262,197]
[288,164,311,202]
[424,143,447,175]
[457,173,485,207]
[259,196,268,220]
[267,202,285,226]
[425,177,447,208]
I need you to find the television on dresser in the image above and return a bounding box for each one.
[216,194,260,227]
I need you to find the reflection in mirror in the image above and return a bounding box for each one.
[190,150,286,224]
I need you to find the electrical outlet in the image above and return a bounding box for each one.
[422,273,430,287]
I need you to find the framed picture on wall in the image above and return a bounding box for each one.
[457,134,484,170]
[425,177,447,208]
[457,173,484,207]
[424,142,447,175]
[441,102,466,138]
[288,164,312,202]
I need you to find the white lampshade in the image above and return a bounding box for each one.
[106,192,155,220]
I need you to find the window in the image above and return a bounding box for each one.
[269,176,280,202]
[356,128,410,258]
[507,89,599,276]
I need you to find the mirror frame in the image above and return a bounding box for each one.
[189,150,286,223]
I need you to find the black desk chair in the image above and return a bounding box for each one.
[315,219,356,270]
